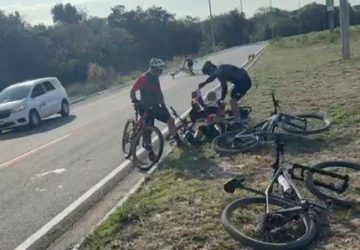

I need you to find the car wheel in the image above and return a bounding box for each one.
[29,110,41,128]
[60,100,70,117]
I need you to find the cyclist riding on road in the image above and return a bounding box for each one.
[130,58,183,148]
[199,61,252,126]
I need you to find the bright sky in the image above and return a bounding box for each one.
[1,0,360,25]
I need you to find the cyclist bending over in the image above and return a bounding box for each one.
[199,61,252,126]
[130,58,183,149]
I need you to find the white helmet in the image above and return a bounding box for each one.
[149,58,165,69]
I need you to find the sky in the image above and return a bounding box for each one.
[1,0,360,25]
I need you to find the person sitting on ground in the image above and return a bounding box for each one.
[199,61,252,128]
[186,90,226,145]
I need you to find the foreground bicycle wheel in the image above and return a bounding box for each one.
[132,126,164,171]
[212,131,259,154]
[281,113,331,135]
[305,161,360,208]
[222,196,316,250]
[122,119,135,159]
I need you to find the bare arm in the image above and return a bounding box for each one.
[220,80,228,100]
[199,74,217,89]
[130,76,145,102]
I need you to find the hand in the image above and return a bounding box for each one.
[191,90,199,99]
[160,103,167,110]
[132,100,142,110]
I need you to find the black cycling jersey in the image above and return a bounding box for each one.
[213,64,248,84]
[202,64,251,100]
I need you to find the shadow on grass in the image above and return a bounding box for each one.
[159,145,245,181]
[283,133,328,154]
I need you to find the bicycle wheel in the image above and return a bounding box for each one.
[305,161,360,208]
[222,196,316,250]
[281,113,331,135]
[122,119,135,159]
[212,131,259,154]
[132,126,164,171]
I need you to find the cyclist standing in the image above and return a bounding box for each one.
[130,58,183,149]
[199,61,252,127]
[183,55,195,76]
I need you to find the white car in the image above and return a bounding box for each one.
[0,77,70,131]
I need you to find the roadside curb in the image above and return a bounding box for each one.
[15,44,268,250]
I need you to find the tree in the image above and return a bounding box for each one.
[297,3,326,33]
[214,10,249,47]
[51,3,85,25]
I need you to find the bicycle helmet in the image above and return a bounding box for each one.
[150,58,165,69]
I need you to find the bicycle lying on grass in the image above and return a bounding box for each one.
[122,104,164,171]
[166,104,253,143]
[222,135,360,249]
[213,92,332,154]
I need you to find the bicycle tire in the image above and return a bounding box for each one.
[132,126,164,171]
[305,161,360,207]
[122,119,135,159]
[281,113,331,135]
[222,196,316,250]
[212,131,259,154]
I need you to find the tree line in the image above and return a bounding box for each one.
[1,2,360,90]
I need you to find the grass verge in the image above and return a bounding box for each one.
[80,28,360,250]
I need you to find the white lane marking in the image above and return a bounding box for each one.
[0,134,71,170]
[35,188,47,193]
[35,168,66,178]
[14,159,132,250]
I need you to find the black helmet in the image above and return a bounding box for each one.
[202,61,216,75]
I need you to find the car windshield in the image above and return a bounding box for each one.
[0,85,31,103]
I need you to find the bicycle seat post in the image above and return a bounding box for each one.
[271,92,279,115]
[135,106,139,121]
[272,134,285,172]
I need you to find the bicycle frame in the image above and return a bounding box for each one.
[262,136,348,216]
[234,93,311,142]
[264,137,305,214]
[133,106,152,133]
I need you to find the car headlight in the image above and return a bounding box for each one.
[13,104,26,113]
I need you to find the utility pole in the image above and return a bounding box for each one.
[269,0,272,7]
[327,0,335,32]
[240,0,243,14]
[208,0,216,52]
[340,0,350,59]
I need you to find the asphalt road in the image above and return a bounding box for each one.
[0,43,266,250]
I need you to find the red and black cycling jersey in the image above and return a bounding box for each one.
[133,71,164,107]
